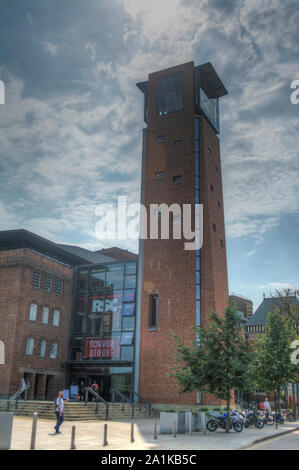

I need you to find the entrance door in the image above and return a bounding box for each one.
[98,376,111,402]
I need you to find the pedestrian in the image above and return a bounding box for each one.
[91,380,98,401]
[54,391,68,434]
[20,378,26,400]
[264,396,272,419]
[79,381,85,401]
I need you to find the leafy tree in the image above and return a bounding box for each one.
[169,306,253,433]
[271,288,299,340]
[249,309,297,428]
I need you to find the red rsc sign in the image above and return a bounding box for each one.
[84,337,120,359]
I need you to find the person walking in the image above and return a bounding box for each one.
[54,391,66,434]
[91,380,98,402]
[79,381,85,401]
[20,378,26,400]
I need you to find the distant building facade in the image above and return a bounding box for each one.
[229,294,253,326]
[0,230,113,399]
[244,295,299,410]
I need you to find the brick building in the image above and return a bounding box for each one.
[229,293,253,327]
[0,230,112,400]
[136,61,229,405]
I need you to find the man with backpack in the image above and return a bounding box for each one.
[54,391,68,434]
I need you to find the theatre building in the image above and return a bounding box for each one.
[0,229,114,399]
[67,261,138,401]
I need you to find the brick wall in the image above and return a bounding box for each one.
[138,62,229,405]
[0,248,73,398]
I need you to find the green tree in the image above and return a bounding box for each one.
[249,309,297,427]
[169,306,253,433]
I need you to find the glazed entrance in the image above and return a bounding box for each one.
[69,368,133,402]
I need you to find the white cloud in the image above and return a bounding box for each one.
[42,41,59,57]
[259,282,295,291]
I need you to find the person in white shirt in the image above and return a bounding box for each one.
[264,397,271,419]
[54,391,66,434]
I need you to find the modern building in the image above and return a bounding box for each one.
[67,260,138,401]
[0,229,114,399]
[136,61,229,405]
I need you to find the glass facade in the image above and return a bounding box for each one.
[68,261,137,400]
[158,72,183,116]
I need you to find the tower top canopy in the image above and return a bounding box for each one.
[136,61,228,99]
[197,62,228,99]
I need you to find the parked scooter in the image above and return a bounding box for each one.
[207,411,244,432]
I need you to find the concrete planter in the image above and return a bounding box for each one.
[160,411,186,434]
[0,412,14,449]
[185,411,207,431]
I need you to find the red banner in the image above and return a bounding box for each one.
[84,337,120,359]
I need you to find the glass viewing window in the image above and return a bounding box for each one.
[158,72,183,116]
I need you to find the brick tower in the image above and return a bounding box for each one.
[135,61,229,405]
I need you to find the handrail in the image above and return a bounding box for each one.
[125,390,152,417]
[111,388,135,418]
[84,387,110,420]
[7,384,30,411]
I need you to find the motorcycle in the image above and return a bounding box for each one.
[244,408,264,429]
[263,410,285,425]
[207,411,244,433]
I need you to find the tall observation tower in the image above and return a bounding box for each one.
[135,61,229,405]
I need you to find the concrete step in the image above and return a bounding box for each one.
[0,399,158,421]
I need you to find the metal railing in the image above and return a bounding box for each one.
[84,387,110,420]
[111,388,136,419]
[7,384,30,411]
[123,390,152,417]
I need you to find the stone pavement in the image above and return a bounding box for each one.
[8,415,299,450]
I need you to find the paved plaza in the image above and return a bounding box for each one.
[7,415,299,450]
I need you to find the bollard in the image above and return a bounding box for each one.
[70,425,76,450]
[189,412,192,436]
[203,413,207,434]
[130,422,135,443]
[30,412,38,450]
[103,423,108,447]
[154,422,158,440]
[172,421,176,438]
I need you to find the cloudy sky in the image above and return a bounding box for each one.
[0,0,299,309]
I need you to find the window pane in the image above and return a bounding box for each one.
[26,338,34,355]
[38,340,46,357]
[53,309,60,326]
[158,72,183,116]
[78,270,88,293]
[125,263,136,275]
[122,303,135,316]
[32,272,40,289]
[106,264,124,290]
[89,269,106,292]
[123,290,135,303]
[50,342,58,358]
[124,275,136,289]
[42,307,49,324]
[122,316,135,331]
[56,280,63,295]
[45,277,52,292]
[121,346,134,361]
[120,332,134,346]
[29,303,37,321]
